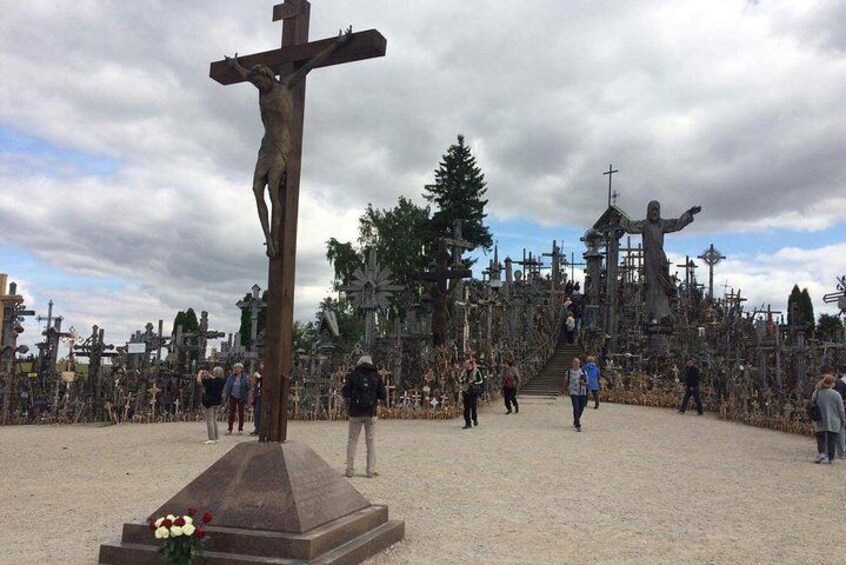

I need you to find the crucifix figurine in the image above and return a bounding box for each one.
[225,28,352,257]
[211,1,386,442]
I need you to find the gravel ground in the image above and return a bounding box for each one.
[1,398,843,565]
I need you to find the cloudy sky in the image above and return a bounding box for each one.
[1,0,845,351]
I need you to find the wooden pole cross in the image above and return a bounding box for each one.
[210,1,386,442]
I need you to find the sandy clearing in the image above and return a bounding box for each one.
[0,398,843,564]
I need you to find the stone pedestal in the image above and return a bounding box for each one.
[98,442,404,564]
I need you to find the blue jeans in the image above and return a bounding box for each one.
[570,394,587,428]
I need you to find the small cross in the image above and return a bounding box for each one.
[603,164,619,207]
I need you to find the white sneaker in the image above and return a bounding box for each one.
[815,453,827,464]
[203,440,216,445]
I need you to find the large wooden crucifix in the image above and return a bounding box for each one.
[210,1,386,442]
[415,238,473,347]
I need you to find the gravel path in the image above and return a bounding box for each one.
[1,398,843,564]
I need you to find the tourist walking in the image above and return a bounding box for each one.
[834,366,846,459]
[678,358,703,415]
[809,369,846,464]
[223,362,250,434]
[342,355,386,478]
[566,357,588,431]
[462,357,484,429]
[250,362,263,436]
[565,312,576,344]
[197,367,226,445]
[584,356,601,409]
[502,359,521,414]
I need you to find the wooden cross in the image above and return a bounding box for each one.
[563,252,587,283]
[147,383,161,419]
[210,1,386,442]
[414,238,473,346]
[290,380,303,418]
[603,164,619,208]
[122,393,133,423]
[675,256,698,293]
[542,241,563,288]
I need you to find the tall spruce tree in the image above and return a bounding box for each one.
[423,134,493,251]
[787,285,815,337]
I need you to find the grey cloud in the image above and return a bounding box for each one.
[1,0,845,338]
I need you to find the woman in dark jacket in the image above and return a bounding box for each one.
[197,366,226,444]
[461,358,484,429]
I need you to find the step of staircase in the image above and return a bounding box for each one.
[521,340,583,396]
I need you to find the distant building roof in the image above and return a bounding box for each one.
[592,204,633,231]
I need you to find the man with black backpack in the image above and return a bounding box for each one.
[342,355,387,478]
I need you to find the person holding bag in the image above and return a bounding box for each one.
[810,368,846,464]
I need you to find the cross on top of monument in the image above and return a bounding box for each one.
[603,164,619,208]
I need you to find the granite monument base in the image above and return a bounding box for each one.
[98,441,404,564]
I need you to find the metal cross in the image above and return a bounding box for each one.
[603,164,619,208]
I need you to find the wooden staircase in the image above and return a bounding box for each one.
[520,336,581,397]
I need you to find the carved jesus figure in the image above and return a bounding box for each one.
[225,27,352,257]
[620,201,701,325]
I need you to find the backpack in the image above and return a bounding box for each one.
[350,374,377,412]
[806,392,822,423]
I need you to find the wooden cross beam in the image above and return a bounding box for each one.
[209,31,386,85]
[210,1,386,442]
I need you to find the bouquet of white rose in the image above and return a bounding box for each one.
[148,507,212,565]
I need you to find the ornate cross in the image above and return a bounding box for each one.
[338,248,404,353]
[698,243,726,302]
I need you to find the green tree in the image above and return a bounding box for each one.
[787,285,802,326]
[292,320,318,353]
[172,307,201,362]
[423,134,493,251]
[359,196,431,288]
[817,313,843,342]
[172,308,199,337]
[799,288,815,335]
[787,285,815,337]
[326,237,362,288]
